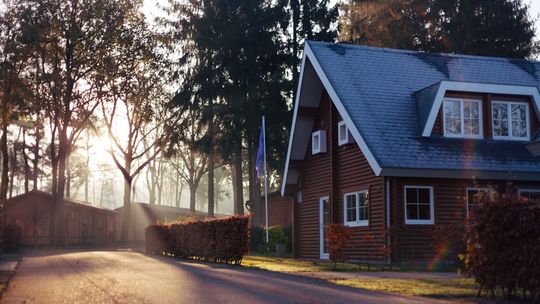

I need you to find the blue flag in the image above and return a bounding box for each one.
[256,118,265,178]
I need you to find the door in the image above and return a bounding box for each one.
[319,196,330,259]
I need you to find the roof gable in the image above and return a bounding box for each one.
[281,41,540,194]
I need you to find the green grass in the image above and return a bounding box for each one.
[241,255,362,272]
[334,278,479,299]
[242,254,457,273]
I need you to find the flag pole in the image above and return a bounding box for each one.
[263,116,269,244]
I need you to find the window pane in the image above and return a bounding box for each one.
[418,204,431,220]
[406,188,417,204]
[444,100,461,134]
[359,192,369,221]
[511,104,528,138]
[346,194,356,222]
[418,188,430,204]
[406,204,418,220]
[463,101,480,135]
[339,124,347,141]
[492,103,509,137]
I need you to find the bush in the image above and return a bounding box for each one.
[327,224,352,270]
[256,226,289,253]
[146,216,250,264]
[2,224,22,252]
[464,198,540,300]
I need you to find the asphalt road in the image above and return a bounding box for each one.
[2,249,445,304]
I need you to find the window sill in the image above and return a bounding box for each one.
[344,221,368,228]
[404,220,434,225]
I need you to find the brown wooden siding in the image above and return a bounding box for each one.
[431,92,540,137]
[391,177,540,261]
[295,91,386,260]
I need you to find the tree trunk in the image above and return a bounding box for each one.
[189,183,196,213]
[33,118,41,191]
[65,152,71,198]
[49,128,58,245]
[54,129,69,245]
[177,183,183,208]
[84,134,89,201]
[207,101,215,217]
[120,159,132,243]
[1,125,9,203]
[234,142,244,216]
[22,129,30,193]
[253,151,262,224]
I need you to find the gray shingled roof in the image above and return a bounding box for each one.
[308,41,540,173]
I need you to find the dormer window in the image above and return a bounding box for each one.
[338,121,351,146]
[312,130,326,154]
[443,98,482,138]
[492,101,529,140]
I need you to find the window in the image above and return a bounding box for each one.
[443,98,482,138]
[311,130,327,154]
[338,121,350,146]
[519,189,540,202]
[343,191,369,227]
[404,186,434,225]
[492,101,530,140]
[466,187,495,216]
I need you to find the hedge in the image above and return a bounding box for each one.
[465,198,540,300]
[2,224,22,252]
[146,216,249,264]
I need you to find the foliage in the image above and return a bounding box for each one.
[2,224,21,253]
[339,0,537,58]
[432,223,466,267]
[327,224,352,270]
[464,197,540,300]
[146,216,250,264]
[251,225,291,253]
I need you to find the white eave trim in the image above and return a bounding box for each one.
[281,43,382,195]
[422,81,540,137]
[280,52,307,196]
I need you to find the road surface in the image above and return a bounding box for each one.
[2,249,445,304]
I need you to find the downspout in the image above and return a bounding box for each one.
[385,177,391,264]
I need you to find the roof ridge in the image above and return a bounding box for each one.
[306,40,540,65]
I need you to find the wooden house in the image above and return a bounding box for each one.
[281,42,540,262]
[5,190,118,246]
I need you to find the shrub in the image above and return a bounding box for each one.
[2,224,22,252]
[146,216,250,264]
[327,224,352,270]
[256,226,289,253]
[464,198,540,300]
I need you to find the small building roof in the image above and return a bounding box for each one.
[6,190,118,214]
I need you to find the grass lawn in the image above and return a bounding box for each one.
[241,254,361,272]
[334,278,478,299]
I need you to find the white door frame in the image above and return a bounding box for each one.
[319,196,330,259]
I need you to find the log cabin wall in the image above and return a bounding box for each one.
[391,177,540,261]
[295,91,386,260]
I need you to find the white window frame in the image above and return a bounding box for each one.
[466,187,495,217]
[491,100,530,141]
[343,190,369,227]
[442,98,483,139]
[338,120,350,146]
[404,186,435,225]
[311,130,327,154]
[518,189,540,201]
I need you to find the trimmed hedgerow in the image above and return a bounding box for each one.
[465,198,540,300]
[145,216,250,264]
